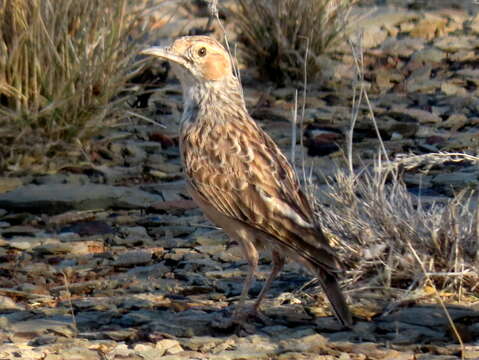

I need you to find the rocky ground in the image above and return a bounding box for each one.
[0,1,479,359]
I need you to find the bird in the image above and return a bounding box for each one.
[141,36,352,328]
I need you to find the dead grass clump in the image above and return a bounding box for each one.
[0,0,152,172]
[316,160,479,300]
[231,0,356,84]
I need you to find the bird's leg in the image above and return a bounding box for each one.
[233,238,259,320]
[253,250,285,312]
[233,249,285,327]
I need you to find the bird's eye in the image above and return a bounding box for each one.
[198,47,207,57]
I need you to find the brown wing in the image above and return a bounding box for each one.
[181,113,339,271]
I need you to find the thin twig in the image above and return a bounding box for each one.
[126,110,166,128]
[347,34,364,174]
[207,0,242,85]
[406,241,464,359]
[300,37,309,184]
[61,271,78,336]
[291,90,298,165]
[349,33,389,162]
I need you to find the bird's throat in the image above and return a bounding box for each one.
[180,78,246,128]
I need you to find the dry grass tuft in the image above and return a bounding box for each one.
[231,0,356,84]
[308,33,479,303]
[0,0,153,172]
[315,161,478,299]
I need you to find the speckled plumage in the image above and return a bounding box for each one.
[142,36,352,327]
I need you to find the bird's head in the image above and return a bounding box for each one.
[141,36,234,88]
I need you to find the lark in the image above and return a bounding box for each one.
[142,36,352,328]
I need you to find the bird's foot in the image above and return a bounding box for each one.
[212,316,256,335]
[233,305,273,326]
[211,305,273,334]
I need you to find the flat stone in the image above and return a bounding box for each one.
[28,334,58,346]
[0,295,23,312]
[103,329,138,342]
[380,37,425,57]
[180,336,225,352]
[442,114,468,129]
[124,141,148,165]
[410,47,447,64]
[379,116,419,138]
[196,244,227,257]
[260,325,290,337]
[449,50,477,62]
[0,178,23,194]
[205,268,247,279]
[126,262,170,279]
[434,36,479,52]
[441,82,467,97]
[113,249,153,267]
[463,350,479,359]
[11,319,75,339]
[33,239,81,255]
[357,7,418,30]
[149,225,196,238]
[177,257,223,273]
[149,161,182,174]
[149,310,214,337]
[114,226,152,246]
[117,310,157,327]
[375,67,403,92]
[50,279,108,296]
[432,172,478,188]
[361,25,388,49]
[60,347,103,360]
[457,69,479,85]
[389,108,441,124]
[383,305,479,328]
[416,355,458,360]
[467,12,479,34]
[314,316,345,332]
[377,320,446,343]
[60,221,113,237]
[6,236,42,250]
[134,343,164,358]
[94,165,144,184]
[217,335,277,359]
[196,232,227,246]
[409,13,448,40]
[156,339,184,355]
[278,333,328,353]
[76,311,117,329]
[32,174,89,186]
[406,72,441,94]
[2,225,40,237]
[2,311,34,324]
[0,184,163,214]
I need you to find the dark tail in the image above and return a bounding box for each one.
[318,271,353,328]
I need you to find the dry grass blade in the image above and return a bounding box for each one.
[406,241,465,357]
[386,152,479,172]
[230,0,357,84]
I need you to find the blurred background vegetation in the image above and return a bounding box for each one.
[0,0,359,174]
[0,0,152,173]
[233,0,356,84]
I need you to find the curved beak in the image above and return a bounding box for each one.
[141,46,187,67]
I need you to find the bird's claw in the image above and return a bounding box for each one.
[233,305,273,326]
[211,305,273,334]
